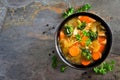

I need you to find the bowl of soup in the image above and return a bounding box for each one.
[55,12,112,69]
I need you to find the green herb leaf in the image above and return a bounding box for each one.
[77,4,92,13]
[64,25,74,36]
[63,4,92,18]
[103,61,115,71]
[81,49,92,60]
[82,30,98,41]
[82,30,89,36]
[60,65,67,72]
[93,67,99,73]
[63,7,75,18]
[88,30,98,41]
[99,68,106,74]
[51,55,68,72]
[111,60,115,64]
[75,34,81,41]
[77,22,86,30]
[86,38,91,46]
[93,60,115,75]
[52,55,57,68]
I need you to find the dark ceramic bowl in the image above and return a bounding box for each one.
[55,12,112,69]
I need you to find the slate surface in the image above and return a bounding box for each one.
[0,0,120,80]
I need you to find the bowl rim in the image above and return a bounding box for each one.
[55,12,112,69]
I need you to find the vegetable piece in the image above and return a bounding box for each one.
[84,25,91,30]
[93,66,106,75]
[73,27,79,35]
[98,36,107,45]
[51,56,68,73]
[68,18,79,27]
[64,25,74,36]
[103,60,115,71]
[93,60,115,75]
[98,36,106,42]
[81,49,92,60]
[99,44,105,52]
[92,51,101,60]
[99,68,107,75]
[86,38,91,46]
[80,36,88,46]
[75,34,81,41]
[82,30,89,36]
[60,65,67,72]
[63,4,92,18]
[77,22,86,30]
[77,19,81,24]
[93,67,100,73]
[90,25,97,32]
[69,45,80,56]
[78,16,96,23]
[101,39,107,45]
[98,31,106,36]
[62,39,69,48]
[52,55,58,68]
[88,30,98,41]
[77,4,92,12]
[60,31,65,39]
[91,40,101,52]
[81,58,91,66]
[103,63,112,71]
[63,7,74,18]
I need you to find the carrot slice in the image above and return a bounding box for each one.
[78,16,96,23]
[92,51,102,60]
[80,36,88,46]
[98,36,105,42]
[69,45,80,56]
[59,31,65,39]
[98,36,107,45]
[99,45,105,53]
[81,59,91,66]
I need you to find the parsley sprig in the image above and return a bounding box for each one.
[75,34,82,41]
[63,7,74,18]
[52,55,67,72]
[52,55,58,68]
[93,60,115,75]
[63,4,92,18]
[77,4,92,13]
